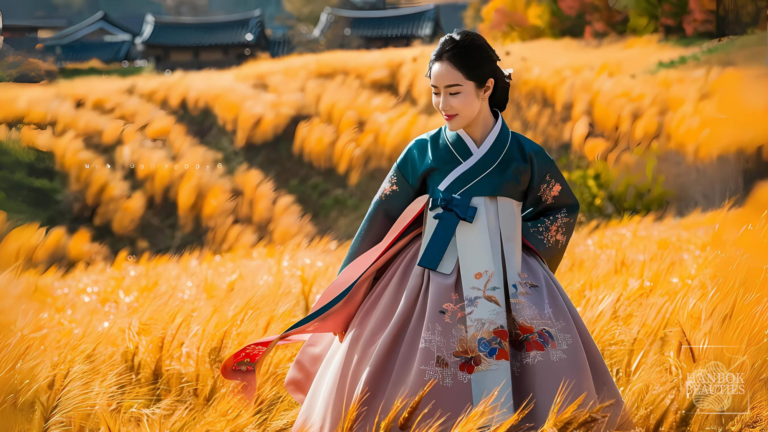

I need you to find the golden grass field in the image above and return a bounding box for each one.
[0,34,767,431]
[1,178,766,431]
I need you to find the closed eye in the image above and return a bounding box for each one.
[433,92,461,96]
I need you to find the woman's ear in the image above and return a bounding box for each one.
[485,78,495,99]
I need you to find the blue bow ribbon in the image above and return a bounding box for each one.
[417,191,477,271]
[429,191,478,223]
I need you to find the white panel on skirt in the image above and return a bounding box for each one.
[416,195,524,426]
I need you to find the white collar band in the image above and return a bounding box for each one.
[456,108,502,155]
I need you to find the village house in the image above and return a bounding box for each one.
[40,11,138,66]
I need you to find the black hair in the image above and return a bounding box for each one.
[425,30,511,113]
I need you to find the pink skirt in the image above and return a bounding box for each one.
[290,233,633,431]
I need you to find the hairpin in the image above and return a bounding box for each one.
[500,66,513,82]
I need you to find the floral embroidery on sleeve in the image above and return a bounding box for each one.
[532,209,570,248]
[538,174,561,204]
[376,170,399,200]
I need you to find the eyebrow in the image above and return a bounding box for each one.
[430,84,463,89]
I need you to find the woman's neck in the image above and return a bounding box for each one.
[462,106,497,149]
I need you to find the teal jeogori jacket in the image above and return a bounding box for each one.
[337,108,580,278]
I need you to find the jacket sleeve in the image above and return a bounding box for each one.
[337,158,423,276]
[520,146,580,275]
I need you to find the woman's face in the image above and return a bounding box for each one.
[430,60,493,131]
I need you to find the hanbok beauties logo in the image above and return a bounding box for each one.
[684,360,748,413]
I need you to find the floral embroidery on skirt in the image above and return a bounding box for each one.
[419,323,471,387]
[419,253,574,387]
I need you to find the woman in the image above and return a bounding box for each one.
[221,30,634,431]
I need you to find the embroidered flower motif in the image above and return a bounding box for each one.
[453,335,487,375]
[510,271,540,299]
[464,295,482,308]
[232,344,267,371]
[468,270,499,305]
[419,323,470,386]
[511,321,557,353]
[538,174,562,205]
[377,170,399,200]
[533,209,570,248]
[477,326,510,361]
[492,327,511,361]
[438,293,466,323]
[482,270,501,307]
[435,354,451,369]
[508,295,573,366]
[454,325,511,374]
[477,337,496,356]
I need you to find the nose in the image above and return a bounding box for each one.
[438,94,451,112]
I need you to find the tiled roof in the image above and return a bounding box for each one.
[312,4,438,39]
[37,11,134,64]
[136,9,268,47]
[42,11,136,44]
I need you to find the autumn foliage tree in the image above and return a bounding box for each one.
[478,0,717,39]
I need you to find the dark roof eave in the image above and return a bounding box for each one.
[4,18,69,28]
[312,5,439,40]
[143,42,265,48]
[142,27,269,48]
[44,11,106,41]
[325,4,436,18]
[149,9,262,25]
[137,9,267,47]
[41,11,138,44]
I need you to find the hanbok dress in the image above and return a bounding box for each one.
[220,109,634,432]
